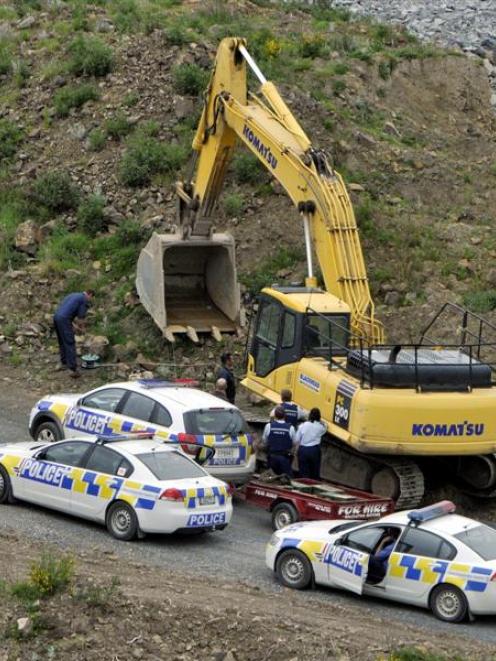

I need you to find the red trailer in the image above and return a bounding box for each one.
[241,477,395,530]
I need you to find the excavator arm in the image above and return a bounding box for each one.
[178,37,383,343]
[138,37,383,343]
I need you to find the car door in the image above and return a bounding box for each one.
[15,441,92,513]
[385,527,457,605]
[324,525,385,594]
[71,444,134,520]
[64,388,128,438]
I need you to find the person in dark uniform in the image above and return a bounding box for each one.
[262,405,296,476]
[217,352,236,404]
[53,290,94,378]
[270,389,306,426]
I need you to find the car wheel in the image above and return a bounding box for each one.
[0,466,12,504]
[276,549,313,590]
[430,584,468,623]
[271,502,299,531]
[34,421,62,443]
[106,501,138,541]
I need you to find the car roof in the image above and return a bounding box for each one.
[104,439,179,456]
[98,382,237,411]
[378,510,479,536]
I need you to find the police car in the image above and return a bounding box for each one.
[28,380,255,483]
[266,501,496,622]
[0,434,233,540]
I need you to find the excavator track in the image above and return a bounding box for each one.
[320,436,425,510]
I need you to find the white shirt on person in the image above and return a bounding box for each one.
[295,420,327,447]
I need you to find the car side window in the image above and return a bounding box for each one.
[152,404,172,427]
[85,446,133,477]
[42,441,91,467]
[342,526,386,553]
[396,528,457,560]
[120,392,156,422]
[81,388,126,413]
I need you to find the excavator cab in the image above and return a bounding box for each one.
[247,286,351,380]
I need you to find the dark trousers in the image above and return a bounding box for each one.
[268,454,293,477]
[298,445,321,480]
[367,556,387,583]
[53,315,77,370]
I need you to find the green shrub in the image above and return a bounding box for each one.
[0,43,12,76]
[224,193,245,217]
[68,35,114,77]
[123,91,139,107]
[298,34,327,59]
[105,112,133,140]
[239,246,306,294]
[112,0,141,32]
[53,83,99,117]
[12,58,30,87]
[32,170,80,212]
[77,194,106,233]
[0,119,23,160]
[232,152,266,185]
[172,63,209,96]
[119,135,186,187]
[165,25,190,46]
[332,79,346,95]
[13,0,41,16]
[0,191,26,269]
[29,553,74,596]
[463,290,496,314]
[88,128,107,151]
[74,576,120,608]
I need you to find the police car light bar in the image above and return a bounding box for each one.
[407,500,456,526]
[137,378,200,389]
[97,432,155,445]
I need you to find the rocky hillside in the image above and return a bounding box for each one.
[1,0,496,390]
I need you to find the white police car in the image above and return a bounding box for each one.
[266,501,496,622]
[28,380,255,484]
[0,434,232,540]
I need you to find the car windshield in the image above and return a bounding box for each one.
[454,524,496,561]
[184,409,247,435]
[137,450,206,480]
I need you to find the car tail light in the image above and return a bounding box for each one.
[491,571,496,582]
[177,433,198,455]
[160,488,184,502]
[226,483,235,497]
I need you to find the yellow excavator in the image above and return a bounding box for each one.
[137,37,496,507]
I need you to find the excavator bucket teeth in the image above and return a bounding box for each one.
[136,232,241,340]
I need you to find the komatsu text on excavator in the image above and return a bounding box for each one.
[137,38,496,507]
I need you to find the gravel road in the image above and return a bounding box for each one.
[1,386,495,643]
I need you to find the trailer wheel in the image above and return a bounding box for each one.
[271,502,299,530]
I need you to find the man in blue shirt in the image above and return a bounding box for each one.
[216,352,236,404]
[367,530,397,584]
[53,290,94,378]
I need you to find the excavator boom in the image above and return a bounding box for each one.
[137,37,383,343]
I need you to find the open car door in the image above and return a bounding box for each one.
[324,542,369,595]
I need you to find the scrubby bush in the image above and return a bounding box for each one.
[88,128,107,151]
[32,170,80,212]
[119,135,186,187]
[298,34,327,59]
[68,35,114,77]
[463,290,496,314]
[77,194,106,233]
[0,119,23,160]
[172,63,209,96]
[224,193,245,217]
[232,152,265,185]
[53,83,99,117]
[105,112,133,140]
[0,43,12,76]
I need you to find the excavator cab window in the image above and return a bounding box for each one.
[304,314,350,359]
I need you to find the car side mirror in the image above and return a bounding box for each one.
[334,536,344,545]
[35,449,47,460]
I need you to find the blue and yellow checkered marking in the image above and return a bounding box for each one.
[388,553,493,592]
[1,454,228,512]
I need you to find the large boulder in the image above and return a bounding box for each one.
[15,220,40,255]
[83,335,110,359]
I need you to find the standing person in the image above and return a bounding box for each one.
[295,407,326,479]
[53,290,94,378]
[212,377,228,400]
[217,351,236,404]
[262,405,296,476]
[270,389,306,426]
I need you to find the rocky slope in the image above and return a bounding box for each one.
[0,0,496,389]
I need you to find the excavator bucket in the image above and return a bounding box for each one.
[136,232,241,342]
